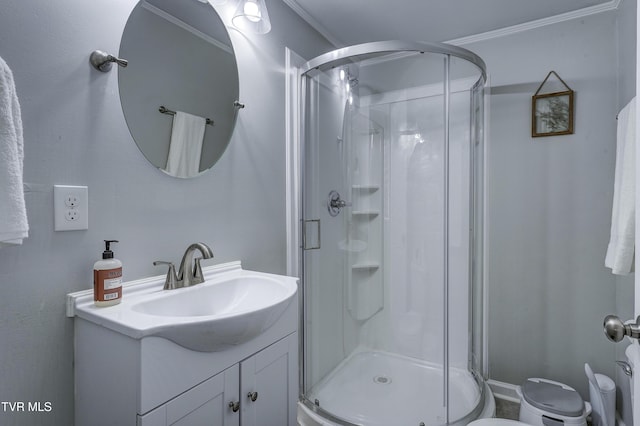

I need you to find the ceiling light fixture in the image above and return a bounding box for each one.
[232,0,271,34]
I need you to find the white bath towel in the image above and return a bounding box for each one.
[164,111,206,178]
[605,97,635,274]
[0,56,28,248]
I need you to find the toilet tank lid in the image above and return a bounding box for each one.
[521,378,584,417]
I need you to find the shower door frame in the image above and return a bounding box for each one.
[286,41,488,426]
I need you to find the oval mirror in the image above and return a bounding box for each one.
[119,0,239,178]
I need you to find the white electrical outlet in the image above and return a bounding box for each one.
[54,185,88,231]
[65,210,79,221]
[65,195,79,208]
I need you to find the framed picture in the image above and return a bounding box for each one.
[531,71,574,138]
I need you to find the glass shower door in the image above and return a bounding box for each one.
[300,53,450,426]
[300,66,395,425]
[301,71,352,409]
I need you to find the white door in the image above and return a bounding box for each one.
[240,333,298,426]
[635,0,640,418]
[138,365,240,426]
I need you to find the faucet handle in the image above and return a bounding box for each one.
[153,261,180,290]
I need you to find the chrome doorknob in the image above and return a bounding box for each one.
[603,315,640,342]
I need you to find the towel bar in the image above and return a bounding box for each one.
[158,106,214,126]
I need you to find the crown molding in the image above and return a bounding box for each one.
[141,0,233,54]
[283,0,621,49]
[446,0,621,46]
[281,0,345,47]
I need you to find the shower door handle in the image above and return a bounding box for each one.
[603,315,640,342]
[303,219,321,250]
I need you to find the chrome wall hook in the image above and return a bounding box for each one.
[90,50,128,72]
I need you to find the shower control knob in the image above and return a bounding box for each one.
[603,315,640,342]
[327,190,351,217]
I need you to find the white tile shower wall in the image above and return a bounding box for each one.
[382,92,472,368]
[0,0,333,424]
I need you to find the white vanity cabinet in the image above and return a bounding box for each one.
[137,333,297,426]
[74,317,298,426]
[70,263,299,426]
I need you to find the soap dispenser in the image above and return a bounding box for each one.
[93,240,122,307]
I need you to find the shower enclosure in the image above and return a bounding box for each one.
[293,41,487,426]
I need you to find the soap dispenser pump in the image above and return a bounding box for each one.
[93,240,123,307]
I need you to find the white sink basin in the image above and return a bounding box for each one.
[132,275,293,317]
[130,274,296,351]
[67,262,298,352]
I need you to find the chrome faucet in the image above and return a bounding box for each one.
[153,242,214,290]
[178,242,214,287]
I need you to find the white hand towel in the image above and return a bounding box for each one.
[164,111,206,178]
[605,97,635,274]
[0,56,28,248]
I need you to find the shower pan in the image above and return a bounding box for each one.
[293,41,488,426]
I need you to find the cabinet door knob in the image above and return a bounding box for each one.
[228,401,240,412]
[247,391,258,402]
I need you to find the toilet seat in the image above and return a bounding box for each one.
[468,419,530,426]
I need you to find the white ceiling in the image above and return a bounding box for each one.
[283,0,617,47]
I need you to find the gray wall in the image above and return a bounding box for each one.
[466,10,620,398]
[0,1,332,425]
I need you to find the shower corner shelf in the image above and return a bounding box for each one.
[352,210,380,218]
[351,262,380,272]
[352,184,380,192]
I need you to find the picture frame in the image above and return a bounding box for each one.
[531,71,574,138]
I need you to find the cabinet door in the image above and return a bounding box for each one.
[240,333,298,426]
[138,364,240,426]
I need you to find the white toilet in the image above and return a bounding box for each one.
[469,378,588,426]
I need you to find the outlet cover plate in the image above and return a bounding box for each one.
[54,185,88,231]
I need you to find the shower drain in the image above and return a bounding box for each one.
[373,375,392,384]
